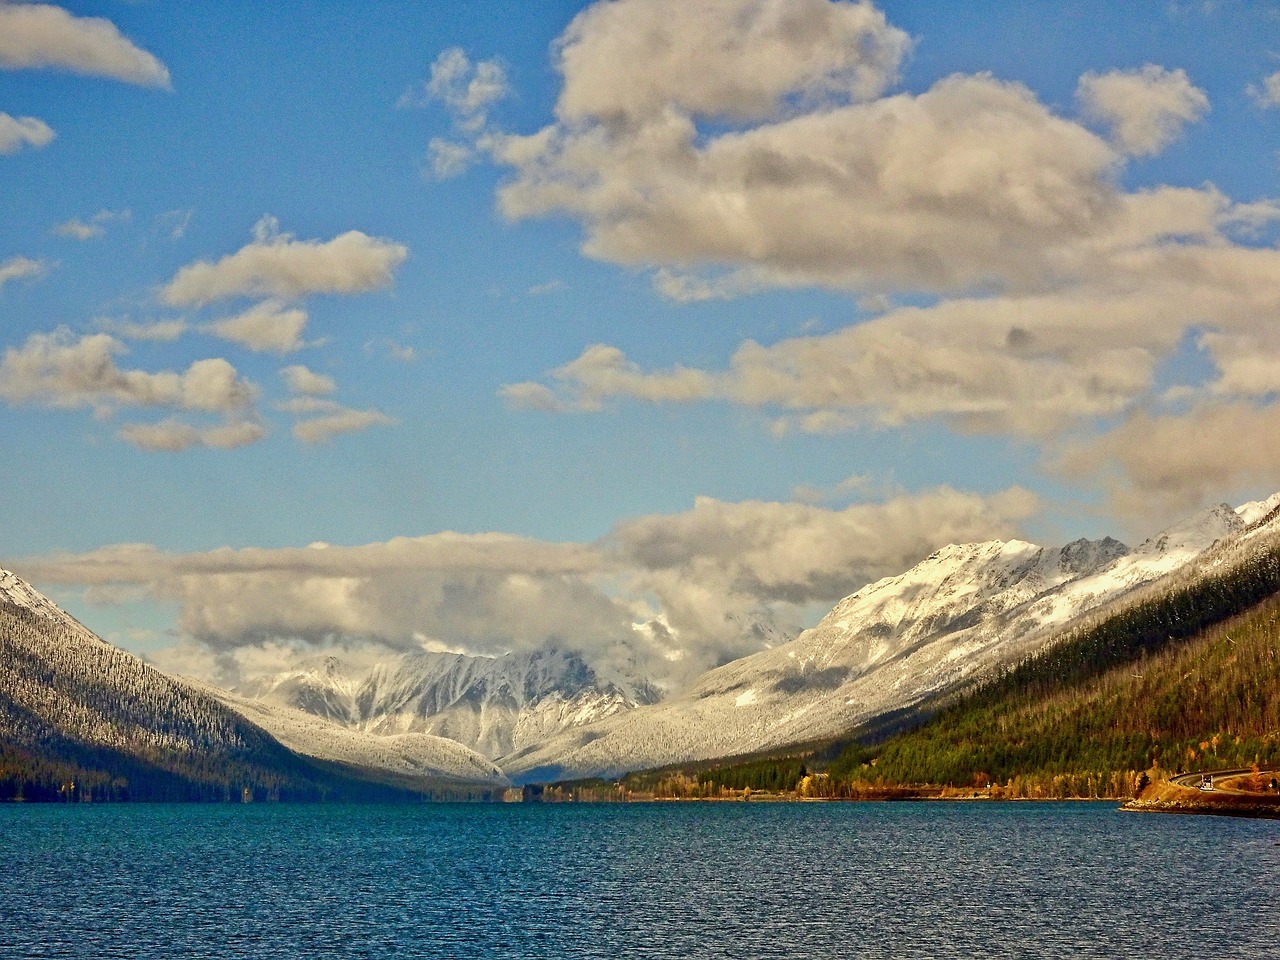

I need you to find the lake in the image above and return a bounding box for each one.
[2,801,1276,958]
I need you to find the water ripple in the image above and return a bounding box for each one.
[1,801,1276,959]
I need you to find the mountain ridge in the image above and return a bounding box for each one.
[503,498,1274,781]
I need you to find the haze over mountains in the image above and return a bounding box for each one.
[4,491,1279,794]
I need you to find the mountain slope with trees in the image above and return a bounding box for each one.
[0,582,499,802]
[576,511,1280,801]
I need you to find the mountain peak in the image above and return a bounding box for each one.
[1136,502,1242,558]
[1236,491,1280,527]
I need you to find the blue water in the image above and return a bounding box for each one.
[1,801,1277,959]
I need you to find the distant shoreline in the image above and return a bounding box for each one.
[1121,776,1280,820]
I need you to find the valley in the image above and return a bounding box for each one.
[4,492,1279,804]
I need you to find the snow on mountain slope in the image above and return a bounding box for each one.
[505,500,1264,781]
[198,684,509,786]
[0,570,308,784]
[0,567,507,791]
[0,567,100,643]
[1235,491,1280,527]
[241,647,658,760]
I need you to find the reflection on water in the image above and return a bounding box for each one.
[3,801,1277,959]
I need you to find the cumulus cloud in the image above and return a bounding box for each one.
[273,367,393,445]
[21,485,1037,689]
[502,343,716,412]
[427,137,475,179]
[407,48,510,179]
[1077,65,1209,157]
[280,364,336,397]
[502,245,1277,436]
[0,255,48,289]
[161,216,408,308]
[497,69,1128,295]
[0,2,170,87]
[0,112,54,154]
[477,0,1166,297]
[473,0,1280,525]
[552,0,910,123]
[402,47,509,119]
[118,418,265,453]
[206,299,310,354]
[1058,401,1280,527]
[24,534,619,659]
[0,329,256,414]
[1248,70,1280,108]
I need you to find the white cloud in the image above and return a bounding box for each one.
[161,216,408,307]
[609,486,1040,672]
[476,0,1280,527]
[274,367,394,445]
[290,404,396,444]
[54,208,129,241]
[552,0,910,124]
[0,112,54,154]
[54,219,101,241]
[0,328,256,414]
[427,137,475,179]
[497,380,566,413]
[206,299,310,354]
[0,255,48,289]
[1248,70,1280,108]
[118,418,265,453]
[478,1,1205,297]
[1077,65,1209,157]
[411,49,510,178]
[502,343,716,412]
[0,3,170,87]
[95,318,189,342]
[1058,400,1280,527]
[21,485,1036,689]
[404,47,509,120]
[280,364,336,397]
[494,67,1123,296]
[504,194,1280,438]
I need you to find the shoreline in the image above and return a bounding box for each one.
[1121,779,1280,820]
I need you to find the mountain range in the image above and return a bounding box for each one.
[0,568,506,799]
[3,491,1278,796]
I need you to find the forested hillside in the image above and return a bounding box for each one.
[581,535,1280,801]
[0,601,488,802]
[823,543,1280,797]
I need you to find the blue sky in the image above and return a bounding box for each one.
[5,0,1280,688]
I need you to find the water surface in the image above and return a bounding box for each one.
[2,801,1276,958]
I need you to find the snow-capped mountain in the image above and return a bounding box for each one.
[0,567,507,795]
[0,567,99,642]
[504,497,1279,781]
[239,647,660,760]
[10,491,1280,791]
[0,566,313,796]
[197,683,509,786]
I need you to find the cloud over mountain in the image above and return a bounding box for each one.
[23,485,1038,689]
